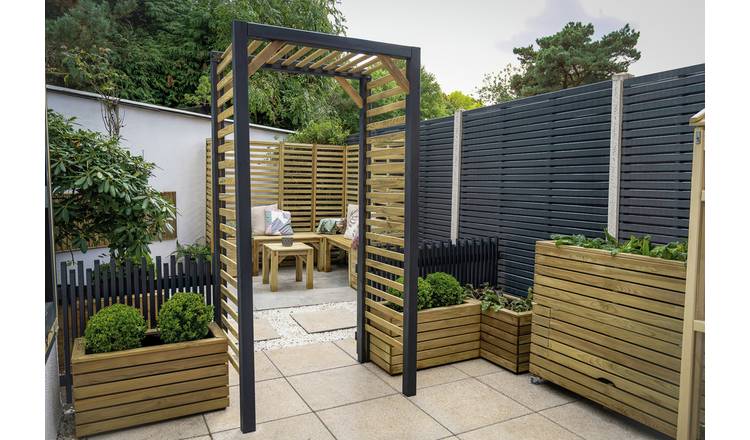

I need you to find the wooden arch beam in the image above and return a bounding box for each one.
[335,77,363,108]
[378,56,410,94]
[248,41,285,76]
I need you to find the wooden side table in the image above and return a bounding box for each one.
[261,243,314,292]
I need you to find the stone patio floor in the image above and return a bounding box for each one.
[87,338,670,440]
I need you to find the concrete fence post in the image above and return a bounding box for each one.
[607,72,634,239]
[450,109,464,243]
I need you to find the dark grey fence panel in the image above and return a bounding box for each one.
[619,64,704,243]
[419,116,454,242]
[418,237,498,286]
[459,81,612,296]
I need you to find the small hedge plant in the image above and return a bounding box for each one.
[385,272,465,311]
[84,304,147,354]
[158,292,214,344]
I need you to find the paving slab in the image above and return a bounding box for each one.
[211,413,334,440]
[477,371,577,411]
[409,377,531,434]
[364,362,470,391]
[333,338,357,359]
[253,267,354,310]
[288,364,396,410]
[458,413,581,440]
[252,318,279,341]
[203,379,310,433]
[451,358,506,377]
[317,394,451,440]
[540,400,670,440]
[265,341,357,376]
[291,308,356,333]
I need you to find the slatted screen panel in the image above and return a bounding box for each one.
[344,144,359,210]
[281,142,314,231]
[618,64,705,243]
[460,82,613,297]
[314,145,346,227]
[419,116,454,243]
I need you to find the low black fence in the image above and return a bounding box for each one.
[418,237,498,286]
[56,256,214,402]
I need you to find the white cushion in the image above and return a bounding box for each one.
[251,203,277,235]
[343,204,359,239]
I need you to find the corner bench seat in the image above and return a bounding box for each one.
[321,234,357,288]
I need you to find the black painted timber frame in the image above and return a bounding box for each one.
[211,20,420,433]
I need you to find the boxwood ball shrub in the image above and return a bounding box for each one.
[158,292,214,344]
[425,272,465,308]
[84,304,147,354]
[386,276,432,311]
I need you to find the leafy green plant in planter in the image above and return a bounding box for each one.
[551,229,687,261]
[465,284,533,313]
[426,272,465,308]
[386,276,432,311]
[84,304,147,354]
[158,292,214,344]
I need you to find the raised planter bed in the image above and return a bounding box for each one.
[480,305,532,373]
[367,299,481,374]
[72,322,229,437]
[529,240,686,438]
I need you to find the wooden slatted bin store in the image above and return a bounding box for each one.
[530,241,686,438]
[368,299,481,374]
[71,323,229,437]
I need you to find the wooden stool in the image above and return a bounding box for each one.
[261,242,314,292]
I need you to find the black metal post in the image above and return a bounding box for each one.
[402,47,420,396]
[209,51,222,325]
[356,76,369,363]
[231,20,257,434]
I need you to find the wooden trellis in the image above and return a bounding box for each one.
[209,21,420,433]
[205,140,357,249]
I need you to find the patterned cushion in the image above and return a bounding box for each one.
[316,218,345,235]
[344,204,358,239]
[264,208,294,236]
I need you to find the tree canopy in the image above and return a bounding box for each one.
[476,22,640,103]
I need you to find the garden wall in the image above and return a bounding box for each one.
[46,85,291,268]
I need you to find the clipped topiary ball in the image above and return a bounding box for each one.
[425,272,465,308]
[385,276,432,311]
[84,304,147,354]
[158,292,214,344]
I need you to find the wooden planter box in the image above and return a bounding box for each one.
[368,299,481,374]
[529,240,686,438]
[480,305,532,373]
[72,322,229,437]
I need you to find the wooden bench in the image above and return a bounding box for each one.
[321,234,357,288]
[251,232,323,276]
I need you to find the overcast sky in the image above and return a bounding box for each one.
[338,0,705,95]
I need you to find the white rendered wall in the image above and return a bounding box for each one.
[47,86,291,268]
[45,339,61,440]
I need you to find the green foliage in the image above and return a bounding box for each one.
[551,230,688,261]
[509,22,640,97]
[48,110,176,265]
[425,272,465,308]
[84,304,147,354]
[173,241,211,262]
[464,284,533,313]
[475,64,521,105]
[158,292,214,344]
[444,91,482,113]
[45,0,347,129]
[288,119,350,145]
[386,276,432,311]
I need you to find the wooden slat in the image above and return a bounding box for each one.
[367,100,405,118]
[324,52,356,71]
[367,87,404,104]
[282,47,312,66]
[296,48,326,67]
[309,50,340,69]
[335,54,366,72]
[217,45,232,72]
[378,56,409,93]
[248,41,285,76]
[267,44,295,64]
[367,115,406,131]
[335,77,363,109]
[349,56,379,73]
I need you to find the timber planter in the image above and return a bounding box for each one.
[480,306,532,373]
[529,240,686,438]
[368,299,481,374]
[72,322,229,437]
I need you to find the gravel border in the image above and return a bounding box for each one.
[254,301,356,351]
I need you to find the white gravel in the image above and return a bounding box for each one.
[253,301,356,351]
